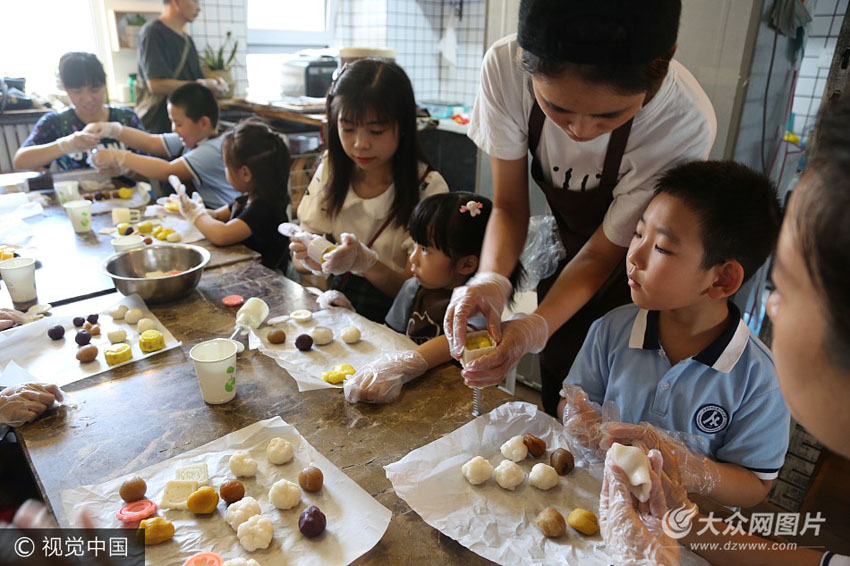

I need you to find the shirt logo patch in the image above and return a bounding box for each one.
[695,404,729,434]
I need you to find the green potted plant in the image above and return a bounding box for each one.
[203,31,239,99]
[124,13,147,49]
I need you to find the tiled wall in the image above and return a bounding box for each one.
[791,0,847,139]
[189,0,249,97]
[336,0,486,105]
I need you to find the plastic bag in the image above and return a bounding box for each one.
[518,214,565,291]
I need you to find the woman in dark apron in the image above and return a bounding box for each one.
[445,0,717,415]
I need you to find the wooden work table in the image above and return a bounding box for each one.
[13,260,512,565]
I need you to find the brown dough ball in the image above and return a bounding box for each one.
[536,507,567,538]
[295,334,313,351]
[89,324,101,336]
[550,448,575,475]
[76,344,98,363]
[523,434,547,457]
[119,476,147,502]
[298,466,324,492]
[267,329,286,344]
[83,321,93,330]
[219,479,245,504]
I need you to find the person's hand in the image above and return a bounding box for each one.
[83,121,123,139]
[461,313,548,387]
[601,422,720,497]
[321,233,378,275]
[56,130,99,155]
[288,232,325,275]
[600,449,686,566]
[561,384,605,448]
[0,383,64,427]
[197,77,228,95]
[317,290,354,311]
[177,189,208,225]
[90,148,128,172]
[444,272,512,359]
[343,351,429,403]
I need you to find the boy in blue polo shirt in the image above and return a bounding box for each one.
[87,83,239,209]
[557,160,789,508]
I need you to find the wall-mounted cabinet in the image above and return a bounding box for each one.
[105,0,161,52]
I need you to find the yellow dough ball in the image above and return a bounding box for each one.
[139,329,165,352]
[567,508,599,536]
[105,343,133,365]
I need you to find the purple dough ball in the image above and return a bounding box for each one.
[87,314,99,324]
[75,330,92,346]
[47,325,65,340]
[73,317,85,327]
[295,334,313,351]
[298,505,326,538]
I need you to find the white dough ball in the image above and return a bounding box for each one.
[109,305,128,320]
[237,514,274,552]
[136,318,156,333]
[529,463,559,490]
[311,326,333,345]
[229,450,258,477]
[493,460,525,490]
[500,435,528,462]
[107,328,127,344]
[461,456,492,485]
[268,479,301,510]
[223,559,261,566]
[124,308,144,324]
[225,496,261,531]
[166,232,182,243]
[266,437,294,465]
[340,326,361,344]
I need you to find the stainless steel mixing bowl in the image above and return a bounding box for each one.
[101,244,211,303]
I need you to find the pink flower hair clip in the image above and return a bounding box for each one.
[459,200,483,217]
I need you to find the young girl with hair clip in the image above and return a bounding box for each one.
[337,192,524,404]
[177,118,292,270]
[291,58,449,321]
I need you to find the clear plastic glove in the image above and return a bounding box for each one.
[321,232,378,275]
[444,272,513,359]
[0,382,64,427]
[343,351,429,404]
[461,312,548,387]
[10,499,96,529]
[197,77,228,95]
[83,121,123,139]
[560,384,622,461]
[288,234,324,275]
[90,147,128,172]
[56,130,99,155]
[177,189,207,225]
[601,422,720,497]
[600,449,684,566]
[317,290,354,311]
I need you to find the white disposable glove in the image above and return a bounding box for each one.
[287,232,325,275]
[444,272,512,359]
[90,147,129,173]
[321,232,378,275]
[600,449,685,566]
[0,382,64,427]
[461,312,548,387]
[83,121,124,139]
[56,130,99,155]
[343,351,429,404]
[176,186,208,225]
[197,77,228,95]
[317,290,354,311]
[600,422,721,498]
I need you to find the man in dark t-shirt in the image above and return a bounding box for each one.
[136,0,227,133]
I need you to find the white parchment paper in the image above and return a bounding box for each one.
[0,294,180,387]
[385,401,710,566]
[59,416,392,566]
[248,307,417,392]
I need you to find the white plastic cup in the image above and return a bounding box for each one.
[54,181,81,205]
[64,200,93,233]
[0,257,37,303]
[112,207,141,225]
[111,235,144,252]
[189,339,238,404]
